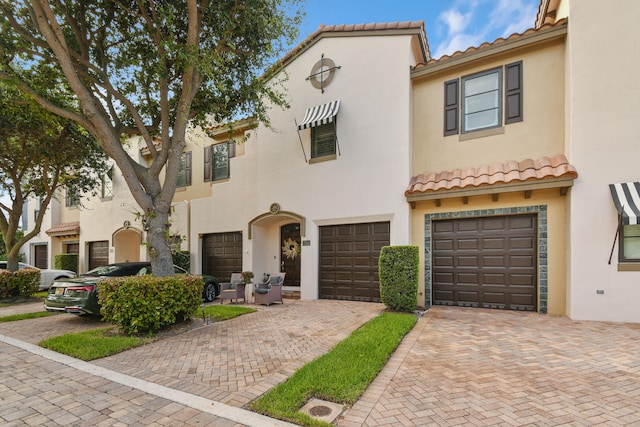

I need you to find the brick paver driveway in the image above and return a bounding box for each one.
[340,306,640,426]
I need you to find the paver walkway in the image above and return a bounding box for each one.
[2,301,640,426]
[339,306,640,426]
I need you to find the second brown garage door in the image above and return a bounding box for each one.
[202,232,243,282]
[319,221,390,302]
[432,214,537,311]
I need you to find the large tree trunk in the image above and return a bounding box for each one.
[145,207,175,277]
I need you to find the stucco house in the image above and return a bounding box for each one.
[190,22,429,301]
[21,0,640,322]
[538,0,640,322]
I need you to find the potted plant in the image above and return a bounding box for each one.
[241,271,254,284]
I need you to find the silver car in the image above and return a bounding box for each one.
[0,261,76,290]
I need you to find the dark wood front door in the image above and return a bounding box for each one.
[281,223,301,287]
[34,244,48,269]
[432,214,537,311]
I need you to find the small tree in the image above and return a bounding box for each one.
[0,0,303,276]
[378,246,419,312]
[0,83,107,271]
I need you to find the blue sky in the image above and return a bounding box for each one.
[295,0,540,59]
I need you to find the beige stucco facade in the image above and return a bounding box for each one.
[561,0,640,322]
[409,22,570,315]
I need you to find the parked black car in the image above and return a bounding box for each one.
[44,262,219,316]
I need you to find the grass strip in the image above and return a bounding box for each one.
[250,311,417,426]
[0,311,54,322]
[38,304,255,360]
[40,328,151,361]
[200,304,256,321]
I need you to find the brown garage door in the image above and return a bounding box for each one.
[202,232,243,282]
[88,241,109,270]
[432,214,537,311]
[34,244,48,269]
[319,221,390,302]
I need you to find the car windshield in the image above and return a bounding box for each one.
[83,265,131,276]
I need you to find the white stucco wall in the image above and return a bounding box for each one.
[567,1,640,322]
[191,33,419,299]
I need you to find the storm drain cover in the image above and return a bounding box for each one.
[300,398,344,423]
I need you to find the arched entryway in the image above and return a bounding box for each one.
[112,227,142,263]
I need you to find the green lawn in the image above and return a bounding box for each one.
[250,311,417,426]
[0,311,54,322]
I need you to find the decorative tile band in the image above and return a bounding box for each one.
[424,205,547,313]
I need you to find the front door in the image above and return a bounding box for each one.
[281,223,301,287]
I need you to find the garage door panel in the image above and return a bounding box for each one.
[457,238,479,250]
[483,273,507,285]
[433,239,453,251]
[483,255,506,267]
[458,255,479,266]
[433,255,454,267]
[457,272,479,284]
[433,214,537,311]
[510,236,535,249]
[319,222,388,302]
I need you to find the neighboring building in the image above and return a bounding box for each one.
[22,128,214,273]
[537,0,640,322]
[407,18,574,316]
[191,22,429,301]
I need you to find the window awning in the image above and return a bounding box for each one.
[609,182,640,225]
[297,100,340,130]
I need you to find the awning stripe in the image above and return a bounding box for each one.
[609,182,640,225]
[297,100,340,130]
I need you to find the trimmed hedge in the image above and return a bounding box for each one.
[378,246,419,312]
[55,253,78,274]
[0,268,40,298]
[98,274,202,335]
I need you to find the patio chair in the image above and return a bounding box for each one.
[219,273,246,304]
[253,273,286,306]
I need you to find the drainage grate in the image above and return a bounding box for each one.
[300,398,344,423]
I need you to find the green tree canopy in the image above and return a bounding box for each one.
[0,82,108,270]
[0,0,302,275]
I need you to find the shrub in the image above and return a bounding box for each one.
[378,246,419,312]
[98,274,202,335]
[0,268,40,298]
[55,253,78,274]
[172,250,190,271]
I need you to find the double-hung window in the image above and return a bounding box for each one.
[65,187,79,208]
[176,152,192,187]
[311,123,336,159]
[462,68,502,132]
[621,225,640,262]
[444,61,523,136]
[204,142,235,182]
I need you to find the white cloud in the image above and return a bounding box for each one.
[432,0,537,60]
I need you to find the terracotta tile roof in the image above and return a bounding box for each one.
[412,17,567,69]
[46,221,80,236]
[275,21,430,71]
[405,154,578,197]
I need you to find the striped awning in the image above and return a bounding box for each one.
[609,182,640,225]
[297,100,340,130]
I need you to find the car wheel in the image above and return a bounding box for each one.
[203,282,218,302]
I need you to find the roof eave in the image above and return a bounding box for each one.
[411,20,567,79]
[406,177,575,203]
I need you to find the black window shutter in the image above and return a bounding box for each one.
[444,78,459,136]
[505,61,523,124]
[204,146,211,182]
[185,151,192,186]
